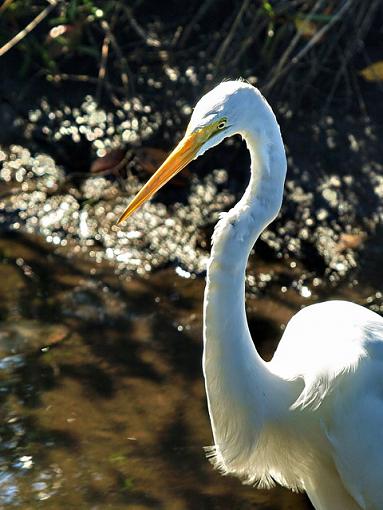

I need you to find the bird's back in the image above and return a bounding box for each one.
[269,300,383,408]
[269,300,383,508]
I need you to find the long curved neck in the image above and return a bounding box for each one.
[202,102,287,471]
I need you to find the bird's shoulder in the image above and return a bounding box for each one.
[268,300,383,409]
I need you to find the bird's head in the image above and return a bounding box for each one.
[117,80,257,224]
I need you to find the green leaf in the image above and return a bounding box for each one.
[122,478,134,492]
[262,1,274,16]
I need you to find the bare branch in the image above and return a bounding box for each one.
[100,19,132,95]
[0,0,15,14]
[96,32,111,102]
[0,0,58,58]
[178,0,216,48]
[213,0,251,73]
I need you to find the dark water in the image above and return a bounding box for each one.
[0,232,304,509]
[0,86,382,509]
[0,228,381,509]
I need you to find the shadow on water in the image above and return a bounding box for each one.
[0,230,319,509]
[0,206,382,509]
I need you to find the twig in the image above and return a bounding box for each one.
[322,0,380,113]
[178,0,216,48]
[213,0,251,73]
[96,32,111,103]
[47,72,126,93]
[205,12,234,57]
[230,9,267,69]
[95,5,121,103]
[0,0,14,14]
[288,8,348,105]
[121,5,160,47]
[290,0,354,66]
[350,65,367,116]
[263,0,324,93]
[46,72,123,108]
[0,0,58,58]
[100,19,132,96]
[265,0,356,94]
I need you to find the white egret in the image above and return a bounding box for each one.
[117,81,383,509]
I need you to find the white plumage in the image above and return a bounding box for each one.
[118,80,383,509]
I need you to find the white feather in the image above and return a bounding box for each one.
[191,81,383,509]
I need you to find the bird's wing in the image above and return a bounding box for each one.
[270,300,383,508]
[324,329,383,509]
[269,300,379,409]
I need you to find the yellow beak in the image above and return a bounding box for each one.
[117,127,211,225]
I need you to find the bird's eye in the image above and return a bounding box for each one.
[217,119,227,130]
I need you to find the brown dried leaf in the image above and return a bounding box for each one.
[336,232,367,253]
[91,149,126,174]
[135,147,191,186]
[359,61,383,82]
[294,18,318,39]
[135,147,168,175]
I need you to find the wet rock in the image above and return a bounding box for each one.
[0,264,28,317]
[0,320,69,358]
[58,281,128,323]
[0,265,26,295]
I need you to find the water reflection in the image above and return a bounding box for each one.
[0,232,319,509]
[1,90,383,285]
[0,229,381,508]
[0,144,233,274]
